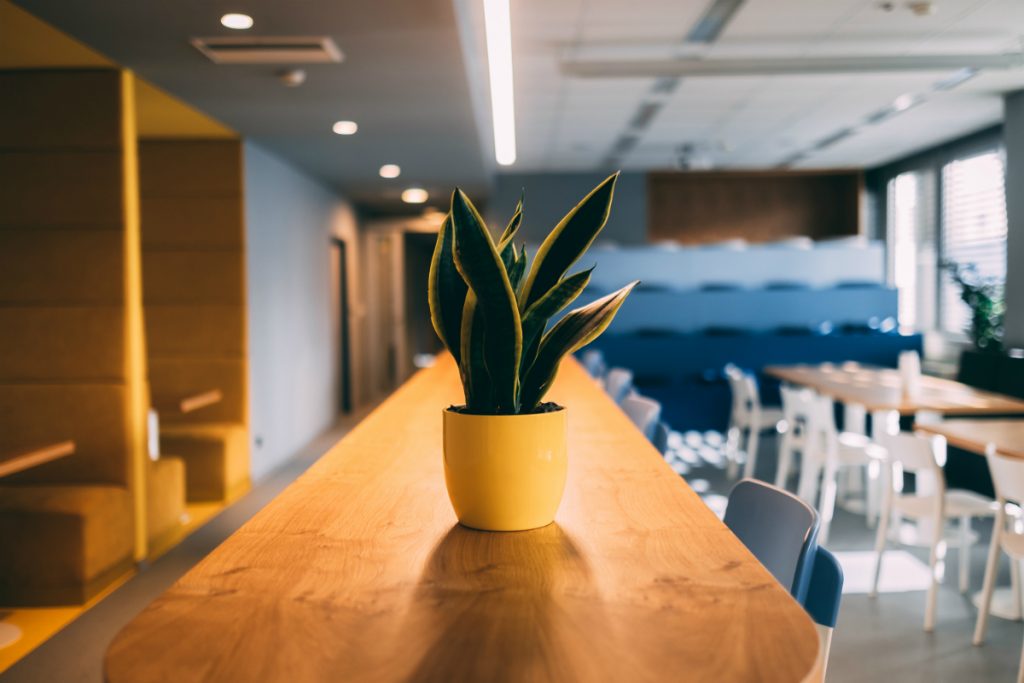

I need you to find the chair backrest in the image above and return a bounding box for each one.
[580,349,606,379]
[780,385,817,446]
[803,546,844,628]
[984,444,1024,504]
[653,421,672,456]
[604,368,633,404]
[726,365,760,425]
[724,479,820,601]
[876,432,944,476]
[621,393,661,442]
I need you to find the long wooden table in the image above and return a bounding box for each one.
[105,357,820,682]
[916,419,1024,460]
[766,363,1024,417]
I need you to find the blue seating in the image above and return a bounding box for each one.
[724,479,819,602]
[653,421,671,456]
[621,393,661,442]
[803,546,844,676]
[804,546,843,629]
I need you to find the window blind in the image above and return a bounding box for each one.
[939,151,1007,335]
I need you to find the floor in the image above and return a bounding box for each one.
[0,414,365,683]
[1,419,1022,682]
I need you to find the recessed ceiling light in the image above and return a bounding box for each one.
[332,120,358,135]
[402,188,429,204]
[220,13,253,30]
[379,164,401,179]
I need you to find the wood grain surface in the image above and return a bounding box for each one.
[106,357,820,682]
[766,363,1024,416]
[916,419,1024,459]
[0,440,75,479]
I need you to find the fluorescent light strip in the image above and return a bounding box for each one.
[483,0,516,166]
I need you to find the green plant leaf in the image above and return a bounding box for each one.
[512,246,528,298]
[519,267,594,374]
[427,213,467,364]
[518,173,618,310]
[507,247,528,296]
[450,189,523,412]
[498,196,523,273]
[498,193,523,246]
[519,281,638,411]
[459,293,495,410]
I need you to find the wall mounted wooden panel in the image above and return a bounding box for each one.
[0,229,125,304]
[139,140,249,453]
[0,70,121,149]
[0,151,124,226]
[647,170,862,244]
[0,307,126,381]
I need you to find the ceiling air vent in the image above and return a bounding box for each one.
[191,36,343,64]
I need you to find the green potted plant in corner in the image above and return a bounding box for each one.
[428,173,637,531]
[943,261,1006,390]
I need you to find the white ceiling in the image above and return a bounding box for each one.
[460,0,1024,172]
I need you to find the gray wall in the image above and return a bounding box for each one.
[1005,91,1024,348]
[488,172,647,245]
[244,142,359,479]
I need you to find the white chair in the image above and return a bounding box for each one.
[974,445,1024,669]
[870,433,997,632]
[775,385,815,489]
[621,393,661,442]
[604,368,633,405]
[797,394,886,545]
[724,365,783,480]
[580,349,607,379]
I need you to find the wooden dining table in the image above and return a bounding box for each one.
[105,357,821,683]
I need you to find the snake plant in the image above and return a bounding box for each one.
[429,173,637,414]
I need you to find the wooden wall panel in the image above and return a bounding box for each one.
[0,70,121,149]
[647,171,862,244]
[0,68,142,493]
[139,140,247,430]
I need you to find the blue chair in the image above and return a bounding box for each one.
[604,368,633,404]
[724,479,819,602]
[804,547,844,677]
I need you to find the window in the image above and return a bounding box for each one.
[887,170,936,332]
[939,151,1007,336]
[882,144,1006,339]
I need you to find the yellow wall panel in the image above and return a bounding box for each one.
[0,70,121,149]
[148,358,247,424]
[0,229,125,304]
[140,196,244,250]
[0,151,124,227]
[144,306,245,357]
[0,307,126,381]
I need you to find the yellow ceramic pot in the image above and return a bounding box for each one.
[442,407,568,532]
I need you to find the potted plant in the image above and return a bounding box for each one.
[943,261,1006,390]
[428,173,637,531]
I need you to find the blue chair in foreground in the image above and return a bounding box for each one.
[804,547,844,679]
[724,479,819,602]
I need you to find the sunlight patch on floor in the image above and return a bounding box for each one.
[834,550,933,594]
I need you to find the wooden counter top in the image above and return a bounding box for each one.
[766,363,1024,416]
[106,357,820,683]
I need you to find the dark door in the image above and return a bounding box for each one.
[332,238,352,413]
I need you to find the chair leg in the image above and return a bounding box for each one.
[775,434,792,489]
[924,513,944,632]
[974,508,1004,645]
[1014,557,1023,618]
[865,460,881,529]
[1017,641,1024,683]
[743,427,760,480]
[818,461,840,546]
[870,497,891,598]
[725,426,740,479]
[959,515,971,594]
[797,460,820,507]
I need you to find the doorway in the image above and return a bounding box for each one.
[331,238,352,413]
[403,232,443,367]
